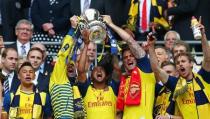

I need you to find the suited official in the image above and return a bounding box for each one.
[166,0,199,41]
[31,0,71,36]
[1,48,20,93]
[193,0,210,40]
[31,43,53,76]
[124,0,169,41]
[6,19,33,57]
[27,47,50,92]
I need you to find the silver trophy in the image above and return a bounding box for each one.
[78,9,107,43]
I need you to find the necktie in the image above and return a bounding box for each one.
[4,75,10,95]
[141,0,148,32]
[21,45,26,56]
[83,0,90,13]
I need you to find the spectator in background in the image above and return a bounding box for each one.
[31,0,71,63]
[6,19,33,57]
[32,43,53,76]
[172,40,191,58]
[1,0,31,42]
[1,48,20,93]
[164,30,181,60]
[193,0,210,40]
[155,46,170,65]
[164,30,181,51]
[124,0,169,41]
[164,0,199,41]
[27,47,49,92]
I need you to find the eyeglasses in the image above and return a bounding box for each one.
[166,38,176,41]
[17,28,32,32]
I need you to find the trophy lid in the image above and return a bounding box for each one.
[82,8,100,22]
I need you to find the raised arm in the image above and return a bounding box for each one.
[50,16,79,85]
[103,15,146,59]
[200,24,210,71]
[147,33,169,84]
[50,30,75,85]
[77,29,90,83]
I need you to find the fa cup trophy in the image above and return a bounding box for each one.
[78,8,107,43]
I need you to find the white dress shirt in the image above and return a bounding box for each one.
[80,0,91,13]
[139,0,151,32]
[17,40,30,57]
[32,70,40,85]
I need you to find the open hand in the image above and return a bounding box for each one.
[70,15,79,28]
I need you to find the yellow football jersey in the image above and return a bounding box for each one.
[16,91,35,119]
[84,86,116,119]
[123,69,156,119]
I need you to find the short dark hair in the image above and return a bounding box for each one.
[155,45,167,51]
[98,53,113,77]
[27,47,44,60]
[18,61,34,73]
[1,48,17,58]
[161,61,175,68]
[121,44,131,58]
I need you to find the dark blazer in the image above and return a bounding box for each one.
[5,42,17,50]
[31,0,71,35]
[1,0,31,41]
[0,70,20,92]
[193,0,210,40]
[36,72,50,92]
[10,72,20,92]
[42,61,53,76]
[167,0,199,41]
[6,41,32,54]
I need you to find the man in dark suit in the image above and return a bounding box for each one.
[1,48,20,93]
[124,0,169,41]
[193,0,210,40]
[27,47,49,92]
[1,0,31,42]
[31,0,70,36]
[165,0,199,41]
[6,19,33,57]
